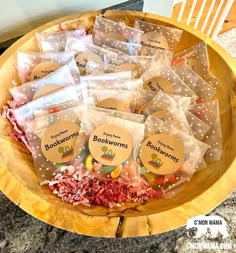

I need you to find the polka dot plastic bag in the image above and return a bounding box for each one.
[135,88,156,113]
[36,29,86,52]
[94,16,143,44]
[11,64,76,107]
[105,54,155,78]
[65,36,118,75]
[139,115,209,197]
[142,91,192,135]
[13,86,84,128]
[142,91,211,141]
[134,19,183,51]
[88,89,138,113]
[141,57,198,101]
[94,30,142,56]
[23,105,88,182]
[173,42,221,89]
[95,29,173,63]
[173,60,216,103]
[79,109,145,185]
[17,51,75,83]
[189,100,222,162]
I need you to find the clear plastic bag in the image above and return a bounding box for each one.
[65,35,118,75]
[143,91,210,140]
[94,16,143,43]
[184,110,210,141]
[36,29,86,52]
[134,19,183,51]
[17,51,75,83]
[88,89,138,113]
[135,88,157,113]
[105,54,154,78]
[142,91,192,135]
[24,105,87,181]
[173,60,216,103]
[94,30,142,56]
[140,115,209,197]
[99,35,174,64]
[189,100,222,162]
[13,86,83,127]
[11,65,76,106]
[80,110,145,185]
[141,58,197,101]
[173,42,221,89]
[81,78,143,91]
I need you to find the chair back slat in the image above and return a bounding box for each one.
[143,0,234,39]
[201,0,217,33]
[194,0,207,29]
[211,0,234,39]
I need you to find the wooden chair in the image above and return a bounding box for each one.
[143,0,234,39]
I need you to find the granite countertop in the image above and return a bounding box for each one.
[0,1,235,252]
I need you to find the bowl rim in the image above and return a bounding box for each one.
[0,10,236,238]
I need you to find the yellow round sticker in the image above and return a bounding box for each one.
[140,133,184,175]
[89,124,133,166]
[141,32,170,50]
[41,120,84,163]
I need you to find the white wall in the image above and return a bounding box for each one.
[0,0,126,42]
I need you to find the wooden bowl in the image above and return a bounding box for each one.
[0,10,236,238]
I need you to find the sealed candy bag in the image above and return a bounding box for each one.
[173,60,216,103]
[142,91,192,135]
[184,110,210,141]
[173,42,221,89]
[106,54,154,78]
[94,16,143,44]
[80,110,145,185]
[36,29,86,52]
[141,58,197,101]
[17,51,75,83]
[134,19,183,51]
[139,115,209,196]
[24,105,87,181]
[11,65,75,106]
[88,89,137,113]
[135,89,156,113]
[94,30,142,56]
[65,36,118,75]
[13,86,83,127]
[189,100,222,162]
